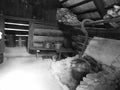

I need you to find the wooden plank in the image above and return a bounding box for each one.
[75,2,120,15]
[65,16,120,26]
[34,29,64,36]
[86,16,120,25]
[5,24,29,30]
[5,22,29,26]
[56,48,73,52]
[69,0,92,9]
[75,9,97,15]
[31,20,58,27]
[33,43,44,48]
[34,29,63,34]
[30,46,73,52]
[74,26,120,34]
[32,23,58,29]
[33,36,65,42]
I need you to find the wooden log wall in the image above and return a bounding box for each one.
[59,22,120,53]
[28,21,73,52]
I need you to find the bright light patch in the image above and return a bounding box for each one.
[0,59,63,90]
[0,69,42,90]
[5,22,29,26]
[5,28,29,31]
[0,32,2,39]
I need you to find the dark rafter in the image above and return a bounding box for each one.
[68,0,92,9]
[60,0,68,4]
[75,9,97,15]
[93,0,106,17]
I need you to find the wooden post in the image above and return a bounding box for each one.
[0,15,5,52]
[0,15,4,63]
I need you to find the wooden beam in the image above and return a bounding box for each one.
[75,2,120,15]
[93,0,106,17]
[86,16,120,26]
[75,26,120,34]
[75,9,97,15]
[66,16,120,26]
[68,0,92,9]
